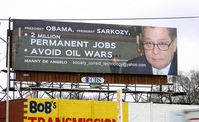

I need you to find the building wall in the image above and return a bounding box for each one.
[0,99,26,122]
[128,103,199,122]
[1,99,199,122]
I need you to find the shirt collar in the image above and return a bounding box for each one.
[152,63,171,75]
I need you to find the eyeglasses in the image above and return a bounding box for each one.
[142,40,173,51]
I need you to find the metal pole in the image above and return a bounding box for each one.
[6,18,11,122]
[6,35,10,122]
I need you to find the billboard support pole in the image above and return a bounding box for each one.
[117,89,123,122]
[6,36,10,122]
[6,18,11,122]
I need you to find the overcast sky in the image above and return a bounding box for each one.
[1,0,199,89]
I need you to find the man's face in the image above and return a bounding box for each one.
[143,27,177,69]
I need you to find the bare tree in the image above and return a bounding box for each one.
[175,70,199,104]
[143,70,199,104]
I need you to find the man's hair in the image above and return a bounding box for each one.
[142,26,177,40]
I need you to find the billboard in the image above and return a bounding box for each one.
[24,98,128,122]
[11,19,177,76]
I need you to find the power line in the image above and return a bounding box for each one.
[1,16,199,21]
[0,56,6,62]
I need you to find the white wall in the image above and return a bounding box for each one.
[128,103,199,122]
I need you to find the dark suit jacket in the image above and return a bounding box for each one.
[122,53,177,75]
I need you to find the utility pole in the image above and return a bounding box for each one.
[117,89,123,122]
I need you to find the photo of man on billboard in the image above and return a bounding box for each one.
[122,26,177,75]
